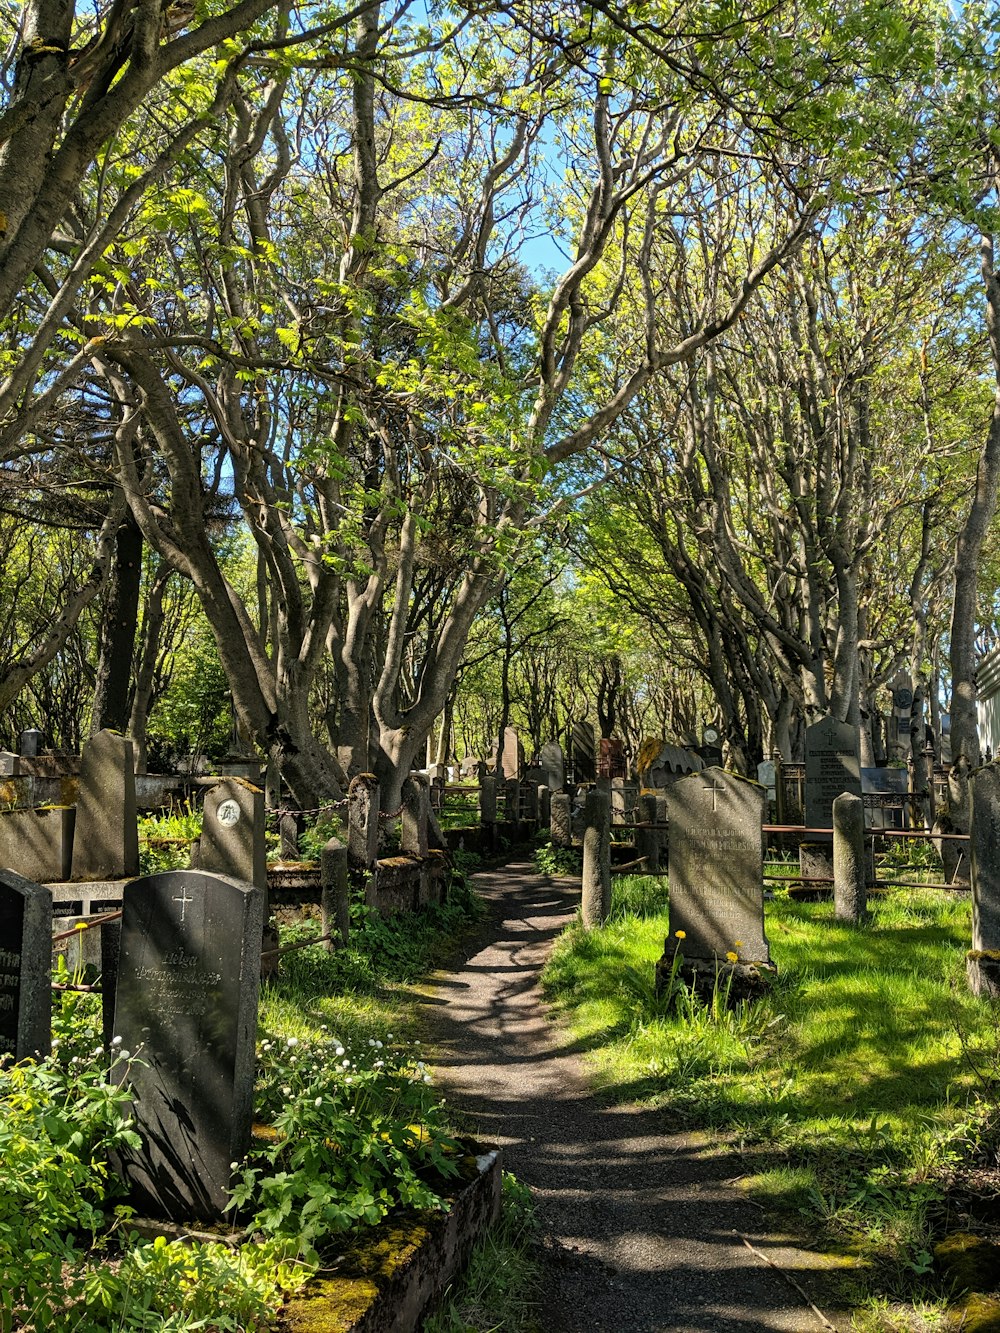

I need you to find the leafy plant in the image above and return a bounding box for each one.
[229,1031,461,1259]
[137,800,202,875]
[532,841,581,876]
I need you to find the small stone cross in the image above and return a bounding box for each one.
[172,884,194,923]
[703,780,724,811]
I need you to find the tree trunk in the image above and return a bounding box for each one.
[92,512,143,734]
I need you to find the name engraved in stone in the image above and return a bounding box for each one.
[0,948,20,969]
[0,995,14,1012]
[689,831,755,854]
[133,949,223,1017]
[0,972,20,987]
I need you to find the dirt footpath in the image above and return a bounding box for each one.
[417,862,852,1333]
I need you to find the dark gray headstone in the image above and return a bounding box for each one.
[199,780,266,889]
[666,767,769,963]
[0,807,75,882]
[570,721,596,783]
[110,870,263,1220]
[970,765,1000,996]
[70,729,139,880]
[539,741,565,792]
[804,716,862,829]
[0,870,52,1060]
[479,775,497,824]
[19,729,44,758]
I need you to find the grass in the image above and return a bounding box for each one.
[541,874,1000,1326]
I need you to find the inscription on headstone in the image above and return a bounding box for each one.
[110,870,264,1220]
[666,768,769,963]
[0,870,52,1060]
[199,780,265,889]
[804,716,862,829]
[501,727,523,780]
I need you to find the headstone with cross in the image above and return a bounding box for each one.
[804,716,862,829]
[109,869,264,1220]
[665,766,769,963]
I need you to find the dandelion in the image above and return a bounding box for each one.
[368,1039,376,1047]
[335,1045,345,1057]
[674,930,686,940]
[733,940,743,949]
[111,1035,123,1046]
[286,1036,299,1048]
[341,1059,350,1069]
[374,1040,383,1049]
[726,951,738,963]
[386,1032,393,1040]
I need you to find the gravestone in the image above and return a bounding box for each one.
[804,716,862,829]
[861,767,909,830]
[550,792,572,848]
[539,741,565,792]
[19,729,44,758]
[0,806,75,881]
[70,729,139,880]
[110,870,264,1220]
[199,780,266,889]
[0,751,20,776]
[0,870,52,1060]
[401,774,430,856]
[666,767,769,962]
[501,727,523,781]
[969,765,1000,997]
[570,721,596,783]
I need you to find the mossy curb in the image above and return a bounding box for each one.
[284,1145,502,1332]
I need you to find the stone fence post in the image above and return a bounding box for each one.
[550,792,572,847]
[970,765,1000,997]
[634,792,659,873]
[321,837,350,948]
[833,791,866,922]
[348,774,380,869]
[582,788,611,929]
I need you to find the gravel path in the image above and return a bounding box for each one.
[417,862,850,1333]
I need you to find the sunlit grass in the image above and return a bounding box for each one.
[541,876,999,1318]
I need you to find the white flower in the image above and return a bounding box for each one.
[373,1060,384,1070]
[230,1162,239,1171]
[368,1039,376,1047]
[92,1046,103,1056]
[423,1074,432,1084]
[335,1046,345,1057]
[320,1024,328,1031]
[341,1059,350,1069]
[261,1041,272,1051]
[282,1085,291,1095]
[111,1036,123,1046]
[386,1032,393,1039]
[314,1097,323,1108]
[375,1040,383,1049]
[286,1036,299,1048]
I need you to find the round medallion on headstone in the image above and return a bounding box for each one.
[217,799,241,826]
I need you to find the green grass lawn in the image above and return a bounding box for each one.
[541,876,1000,1328]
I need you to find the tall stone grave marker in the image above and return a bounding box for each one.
[110,870,264,1220]
[804,716,862,829]
[71,729,139,880]
[199,779,266,889]
[969,764,1000,997]
[500,727,523,780]
[0,870,52,1060]
[539,741,565,792]
[570,720,596,783]
[666,767,770,962]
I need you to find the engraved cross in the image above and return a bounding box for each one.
[172,885,194,924]
[703,780,724,811]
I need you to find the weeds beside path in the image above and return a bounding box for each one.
[416,861,852,1333]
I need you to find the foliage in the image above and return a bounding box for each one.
[541,877,994,1314]
[230,1032,461,1260]
[532,840,582,877]
[137,801,202,875]
[297,810,347,863]
[424,1173,542,1333]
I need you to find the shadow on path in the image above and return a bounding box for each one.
[415,861,852,1333]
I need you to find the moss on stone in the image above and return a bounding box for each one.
[948,1294,1000,1332]
[935,1231,1000,1293]
[968,951,1000,963]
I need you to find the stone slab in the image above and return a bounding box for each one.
[70,730,139,880]
[666,767,769,963]
[804,716,862,829]
[0,806,75,882]
[110,870,264,1221]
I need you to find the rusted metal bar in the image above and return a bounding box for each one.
[52,910,123,942]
